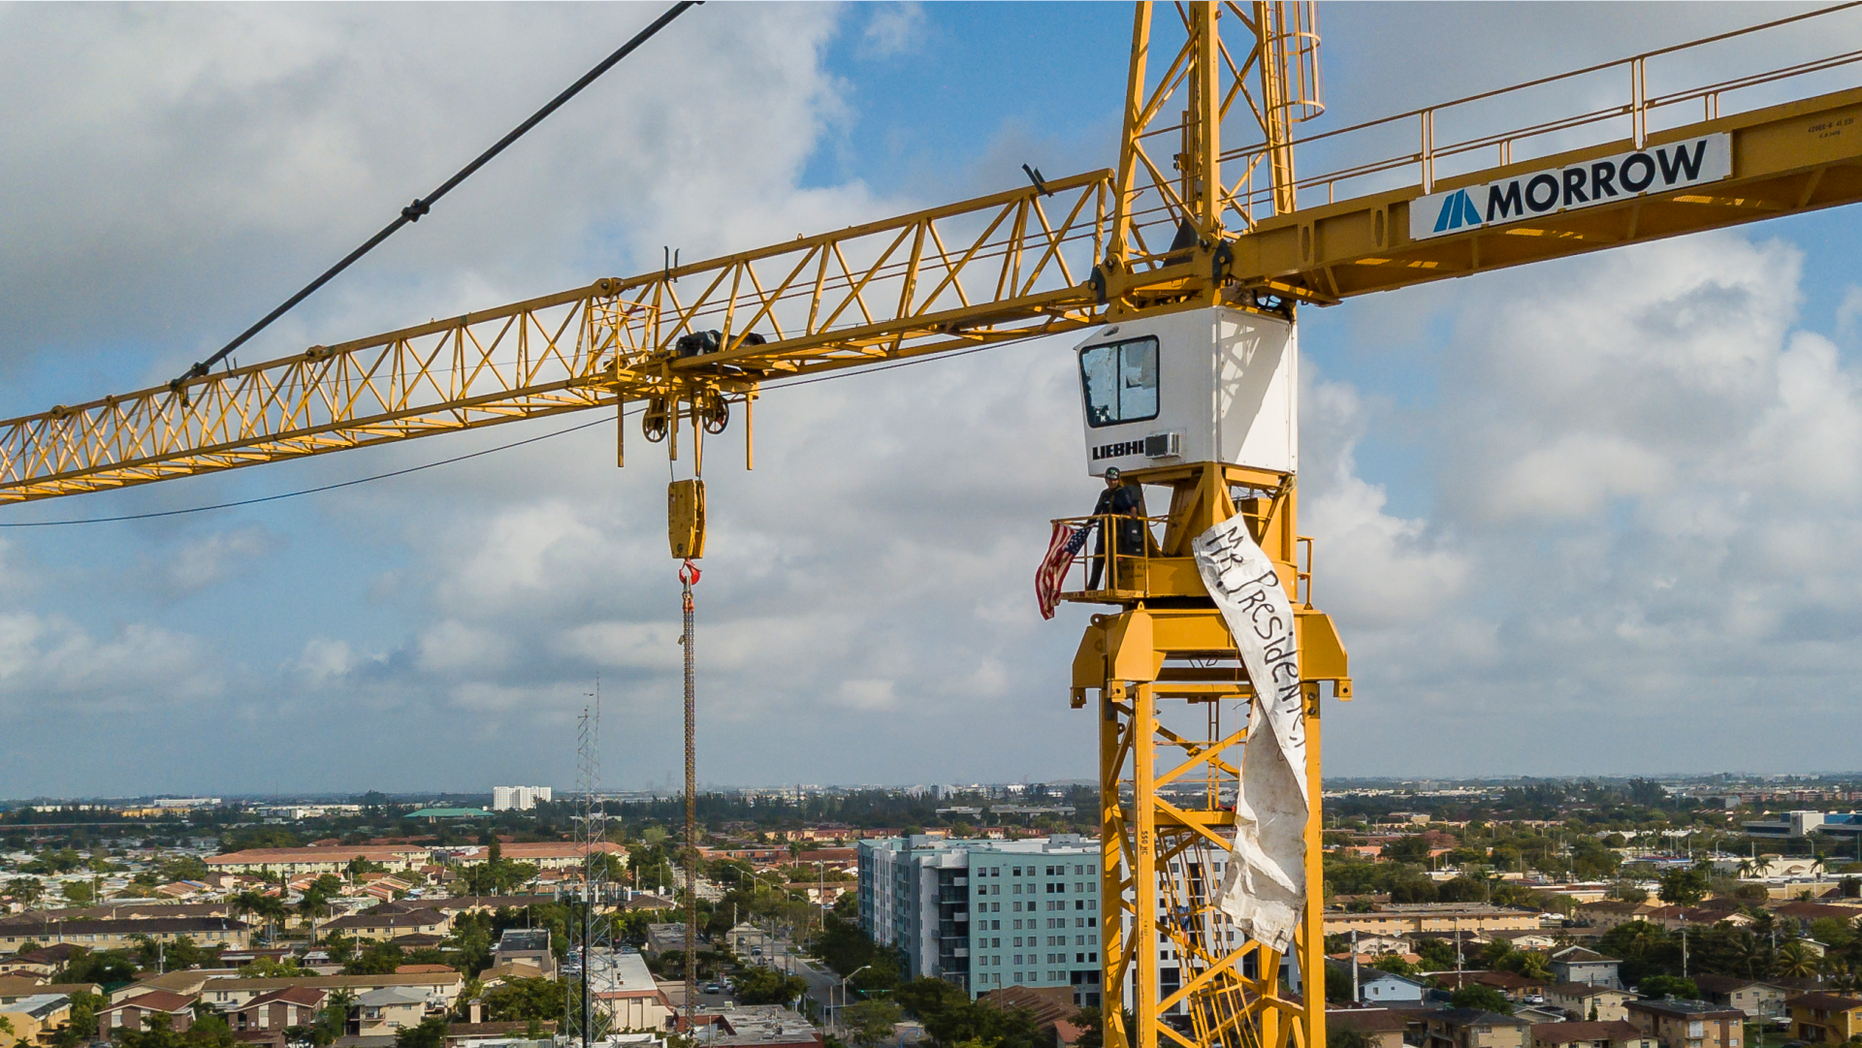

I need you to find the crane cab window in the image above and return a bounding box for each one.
[1080,336,1159,427]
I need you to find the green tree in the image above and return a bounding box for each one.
[1369,954,1419,977]
[58,948,138,990]
[1417,939,1458,971]
[344,941,406,976]
[481,977,562,1022]
[1776,941,1821,979]
[6,877,43,906]
[1328,1030,1370,1048]
[734,967,808,1005]
[844,1000,904,1048]
[1448,985,1514,1014]
[239,957,311,977]
[49,991,106,1048]
[1659,866,1712,906]
[1324,964,1354,1004]
[62,879,96,906]
[310,990,354,1047]
[324,932,358,966]
[393,1016,448,1048]
[1639,975,1700,1000]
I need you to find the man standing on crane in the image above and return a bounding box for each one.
[1086,467,1149,591]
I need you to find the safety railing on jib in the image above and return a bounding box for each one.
[1223,2,1862,218]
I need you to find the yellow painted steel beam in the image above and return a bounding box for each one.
[1225,86,1862,303]
[4,74,1859,505]
[0,171,1113,503]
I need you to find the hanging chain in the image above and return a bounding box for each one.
[679,557,701,1032]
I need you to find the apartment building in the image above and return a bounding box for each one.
[1324,905,1545,937]
[204,846,432,876]
[860,835,1101,1003]
[0,917,250,953]
[1785,993,1862,1044]
[1530,1021,1655,1048]
[1623,999,1744,1048]
[1423,1008,1531,1048]
[858,834,1283,1012]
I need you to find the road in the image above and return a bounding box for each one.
[746,931,845,1027]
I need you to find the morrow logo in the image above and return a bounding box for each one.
[1409,133,1731,242]
[1432,189,1483,233]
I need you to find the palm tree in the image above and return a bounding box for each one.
[1776,941,1820,979]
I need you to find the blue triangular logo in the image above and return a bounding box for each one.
[1432,189,1482,233]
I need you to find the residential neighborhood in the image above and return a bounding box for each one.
[2,777,1862,1048]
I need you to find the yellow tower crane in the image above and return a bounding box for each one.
[5,6,1862,1048]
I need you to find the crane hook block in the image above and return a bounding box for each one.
[668,478,706,560]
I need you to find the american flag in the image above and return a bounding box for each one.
[1035,522,1090,620]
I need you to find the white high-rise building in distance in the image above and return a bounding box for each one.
[492,785,553,811]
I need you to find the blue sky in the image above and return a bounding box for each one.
[2,3,1861,797]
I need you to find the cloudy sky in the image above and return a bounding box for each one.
[2,3,1860,798]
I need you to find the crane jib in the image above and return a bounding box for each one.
[1409,133,1732,241]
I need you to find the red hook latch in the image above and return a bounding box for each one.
[679,559,701,587]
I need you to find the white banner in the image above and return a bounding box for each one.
[1409,133,1731,242]
[1192,514,1307,955]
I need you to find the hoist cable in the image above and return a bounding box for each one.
[168,0,702,392]
[678,557,701,1032]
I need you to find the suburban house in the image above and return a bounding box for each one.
[317,908,453,942]
[1546,982,1637,1022]
[1327,961,1429,1005]
[229,987,329,1047]
[1623,999,1745,1048]
[0,980,102,1007]
[1423,1008,1533,1048]
[194,971,466,1010]
[1530,1021,1656,1048]
[96,991,199,1040]
[593,953,673,1032]
[1692,976,1787,1019]
[2,994,72,1047]
[1327,1008,1408,1048]
[1550,947,1622,989]
[1785,992,1862,1044]
[352,986,428,1036]
[491,929,554,977]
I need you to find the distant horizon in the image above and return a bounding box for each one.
[6,770,1862,806]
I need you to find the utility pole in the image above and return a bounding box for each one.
[1350,928,1359,1004]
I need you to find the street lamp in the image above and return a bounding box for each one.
[837,964,873,1036]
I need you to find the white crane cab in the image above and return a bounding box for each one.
[1074,306,1296,477]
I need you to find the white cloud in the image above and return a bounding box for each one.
[1313,231,1862,774]
[0,613,217,713]
[858,3,925,60]
[835,678,898,711]
[1838,286,1862,338]
[155,526,279,594]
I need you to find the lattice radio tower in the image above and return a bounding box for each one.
[566,678,613,1048]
